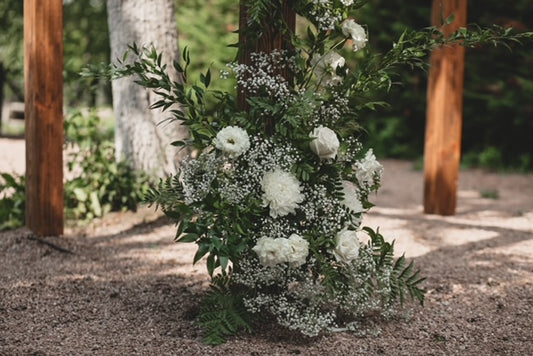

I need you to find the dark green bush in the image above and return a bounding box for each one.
[0,173,25,231]
[357,0,533,171]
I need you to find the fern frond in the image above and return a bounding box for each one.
[363,227,426,306]
[198,275,252,345]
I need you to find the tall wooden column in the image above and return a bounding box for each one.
[423,0,467,215]
[24,0,64,235]
[238,0,296,133]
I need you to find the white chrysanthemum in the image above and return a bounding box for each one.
[214,126,250,158]
[287,234,309,267]
[261,169,304,218]
[309,126,340,160]
[355,149,384,187]
[341,19,367,52]
[311,52,346,86]
[332,228,360,263]
[341,180,364,213]
[253,237,291,267]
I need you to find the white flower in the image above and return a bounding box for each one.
[355,149,384,187]
[311,52,346,86]
[214,126,250,158]
[341,180,364,213]
[340,0,354,5]
[332,228,360,263]
[261,169,304,218]
[341,19,367,52]
[253,237,291,267]
[287,234,309,267]
[309,126,340,160]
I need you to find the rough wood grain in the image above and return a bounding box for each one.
[237,0,296,135]
[423,0,467,215]
[24,0,64,235]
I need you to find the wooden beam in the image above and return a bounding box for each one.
[238,0,296,132]
[24,0,64,235]
[423,0,467,215]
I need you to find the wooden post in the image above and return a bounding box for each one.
[24,0,64,235]
[238,0,296,128]
[423,0,467,215]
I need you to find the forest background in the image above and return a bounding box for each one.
[0,0,532,171]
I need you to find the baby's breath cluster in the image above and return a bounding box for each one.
[228,50,297,103]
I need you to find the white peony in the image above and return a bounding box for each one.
[355,149,384,187]
[214,126,250,159]
[341,19,367,52]
[341,180,364,213]
[287,234,309,267]
[332,228,360,263]
[311,51,346,86]
[261,169,304,218]
[253,237,291,267]
[309,126,340,160]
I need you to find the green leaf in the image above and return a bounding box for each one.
[193,242,210,264]
[177,233,199,243]
[73,188,88,202]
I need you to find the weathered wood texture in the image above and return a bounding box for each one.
[238,0,296,134]
[423,0,467,215]
[24,0,64,235]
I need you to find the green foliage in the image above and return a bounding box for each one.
[63,0,111,107]
[364,227,425,306]
[198,275,252,345]
[0,0,110,105]
[0,173,25,231]
[0,0,24,101]
[357,0,533,171]
[176,0,238,96]
[64,109,151,221]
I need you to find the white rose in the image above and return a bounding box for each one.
[309,126,340,160]
[214,126,250,158]
[332,228,360,263]
[355,149,384,187]
[261,169,304,218]
[287,234,309,267]
[341,19,367,52]
[341,180,364,213]
[311,52,346,86]
[253,237,291,267]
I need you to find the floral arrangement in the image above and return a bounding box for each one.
[104,0,533,345]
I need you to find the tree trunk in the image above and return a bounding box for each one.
[106,0,188,177]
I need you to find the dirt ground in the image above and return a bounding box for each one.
[1,137,532,355]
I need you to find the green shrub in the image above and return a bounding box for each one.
[0,173,25,231]
[64,109,151,220]
[0,110,151,230]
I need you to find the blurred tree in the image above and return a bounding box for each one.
[107,0,188,176]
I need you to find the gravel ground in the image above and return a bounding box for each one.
[1,138,532,355]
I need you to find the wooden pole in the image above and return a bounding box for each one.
[238,0,296,128]
[24,0,64,235]
[423,0,467,215]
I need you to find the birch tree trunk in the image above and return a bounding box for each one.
[107,0,188,177]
